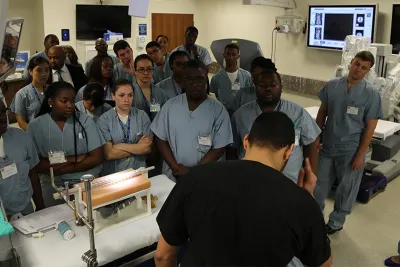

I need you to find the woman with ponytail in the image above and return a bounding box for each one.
[27,81,105,207]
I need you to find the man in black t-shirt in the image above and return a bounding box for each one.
[155,112,332,267]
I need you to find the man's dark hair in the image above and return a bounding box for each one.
[225,43,240,53]
[156,35,169,42]
[354,50,375,68]
[82,82,105,108]
[169,51,190,68]
[112,78,134,94]
[134,54,154,69]
[251,57,277,72]
[248,111,295,150]
[183,59,207,74]
[146,41,161,50]
[44,34,58,43]
[257,69,282,85]
[113,40,131,56]
[185,26,198,35]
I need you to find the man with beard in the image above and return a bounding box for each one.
[228,70,320,183]
[210,43,252,109]
[150,59,232,182]
[154,111,332,267]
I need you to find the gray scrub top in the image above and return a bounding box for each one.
[231,100,321,183]
[152,61,173,84]
[229,85,256,113]
[27,112,105,183]
[132,82,169,121]
[75,101,112,122]
[97,107,151,176]
[0,128,39,215]
[210,68,253,108]
[11,84,45,122]
[318,76,383,156]
[150,94,233,181]
[113,63,136,84]
[75,84,113,103]
[156,77,182,99]
[171,44,213,65]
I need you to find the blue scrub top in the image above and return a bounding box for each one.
[152,61,173,84]
[0,128,39,215]
[97,107,151,176]
[75,84,113,103]
[75,101,112,122]
[210,68,253,108]
[113,63,136,84]
[150,94,233,181]
[229,85,256,113]
[231,100,321,184]
[318,76,383,156]
[171,44,213,65]
[27,112,105,183]
[11,84,45,122]
[156,77,182,99]
[132,82,169,121]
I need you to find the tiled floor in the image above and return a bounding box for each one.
[284,90,400,267]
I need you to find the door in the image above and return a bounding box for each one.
[152,13,194,52]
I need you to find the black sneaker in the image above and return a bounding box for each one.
[326,224,343,235]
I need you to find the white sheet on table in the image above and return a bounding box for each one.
[11,175,175,267]
[11,205,74,235]
[304,106,400,140]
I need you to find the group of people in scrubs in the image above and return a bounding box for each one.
[1,24,391,267]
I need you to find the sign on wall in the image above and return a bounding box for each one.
[139,24,147,36]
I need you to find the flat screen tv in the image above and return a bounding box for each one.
[76,5,132,40]
[390,4,400,54]
[307,5,378,51]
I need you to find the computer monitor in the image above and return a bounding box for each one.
[0,18,24,83]
[307,5,378,51]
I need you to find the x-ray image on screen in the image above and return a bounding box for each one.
[356,14,365,27]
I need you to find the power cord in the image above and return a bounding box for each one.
[274,29,278,63]
[271,27,279,63]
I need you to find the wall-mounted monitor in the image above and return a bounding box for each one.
[307,5,378,51]
[76,5,132,40]
[390,4,400,54]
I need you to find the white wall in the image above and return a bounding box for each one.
[196,0,395,81]
[42,0,198,55]
[8,0,44,54]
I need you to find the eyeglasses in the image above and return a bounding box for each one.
[183,76,208,84]
[136,68,154,74]
[0,108,11,116]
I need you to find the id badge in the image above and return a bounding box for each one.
[347,106,359,115]
[1,163,18,180]
[232,83,241,91]
[150,104,161,112]
[48,150,67,165]
[198,136,211,146]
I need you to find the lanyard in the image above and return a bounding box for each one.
[116,110,131,143]
[31,84,42,103]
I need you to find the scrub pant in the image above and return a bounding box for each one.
[314,151,364,230]
[39,173,64,208]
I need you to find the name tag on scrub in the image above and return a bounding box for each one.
[150,104,161,112]
[48,150,67,165]
[232,83,241,91]
[1,163,17,179]
[198,136,211,146]
[347,106,359,115]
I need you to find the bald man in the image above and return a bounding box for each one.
[85,38,119,76]
[48,45,87,90]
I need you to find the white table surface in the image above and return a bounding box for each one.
[11,175,175,267]
[304,106,400,140]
